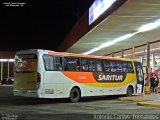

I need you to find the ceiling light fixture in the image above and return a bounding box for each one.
[83,32,137,55]
[0,59,15,62]
[138,19,160,32]
[83,19,160,55]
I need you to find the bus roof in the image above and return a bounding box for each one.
[48,51,137,62]
[15,49,139,62]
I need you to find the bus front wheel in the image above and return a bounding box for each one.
[126,86,133,97]
[69,87,81,102]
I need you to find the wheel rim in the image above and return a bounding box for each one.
[70,88,80,102]
[71,91,78,99]
[127,87,133,96]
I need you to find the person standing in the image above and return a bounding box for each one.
[154,76,159,93]
[153,70,159,93]
[150,73,156,93]
[149,68,153,76]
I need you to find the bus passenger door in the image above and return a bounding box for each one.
[134,62,144,94]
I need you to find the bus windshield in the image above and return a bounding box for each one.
[14,54,37,73]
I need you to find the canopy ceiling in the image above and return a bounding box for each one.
[66,0,160,57]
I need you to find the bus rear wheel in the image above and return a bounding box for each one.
[126,86,133,97]
[69,87,81,102]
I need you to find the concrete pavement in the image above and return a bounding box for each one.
[1,85,160,108]
[0,85,13,97]
[119,93,160,108]
[137,100,160,108]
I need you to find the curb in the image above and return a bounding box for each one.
[118,96,151,102]
[137,101,160,108]
[0,85,13,87]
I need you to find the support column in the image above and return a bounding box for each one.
[152,54,155,71]
[140,56,143,65]
[146,42,150,86]
[142,49,146,66]
[132,46,135,59]
[7,60,10,79]
[121,49,124,58]
[112,52,114,57]
[147,42,150,70]
[1,62,3,82]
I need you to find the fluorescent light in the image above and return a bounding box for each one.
[83,41,116,55]
[138,19,160,32]
[150,47,160,51]
[0,59,15,62]
[124,54,131,57]
[9,59,15,62]
[114,56,121,58]
[83,32,137,55]
[113,33,137,42]
[0,59,8,62]
[114,47,160,57]
[84,18,160,55]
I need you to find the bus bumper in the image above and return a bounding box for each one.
[13,89,38,97]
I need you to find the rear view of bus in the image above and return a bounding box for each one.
[13,50,40,97]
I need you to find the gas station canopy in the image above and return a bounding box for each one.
[62,0,160,56]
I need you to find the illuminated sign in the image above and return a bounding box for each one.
[93,72,126,82]
[89,0,117,25]
[15,54,37,72]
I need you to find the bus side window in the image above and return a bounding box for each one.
[110,61,116,72]
[116,61,123,73]
[63,57,69,71]
[128,62,134,73]
[62,57,66,70]
[88,59,97,72]
[63,57,79,71]
[122,62,128,73]
[97,60,102,72]
[75,58,80,71]
[54,56,62,71]
[102,60,110,72]
[81,59,89,71]
[43,55,54,71]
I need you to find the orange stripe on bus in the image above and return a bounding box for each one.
[48,51,127,61]
[62,72,97,83]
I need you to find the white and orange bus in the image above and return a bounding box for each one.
[13,49,144,102]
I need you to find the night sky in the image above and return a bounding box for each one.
[0,0,94,51]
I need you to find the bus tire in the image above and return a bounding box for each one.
[126,86,133,97]
[69,87,81,103]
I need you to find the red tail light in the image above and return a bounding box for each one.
[37,72,41,83]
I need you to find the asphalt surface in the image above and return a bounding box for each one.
[0,85,160,120]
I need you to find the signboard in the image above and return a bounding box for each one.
[89,0,117,25]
